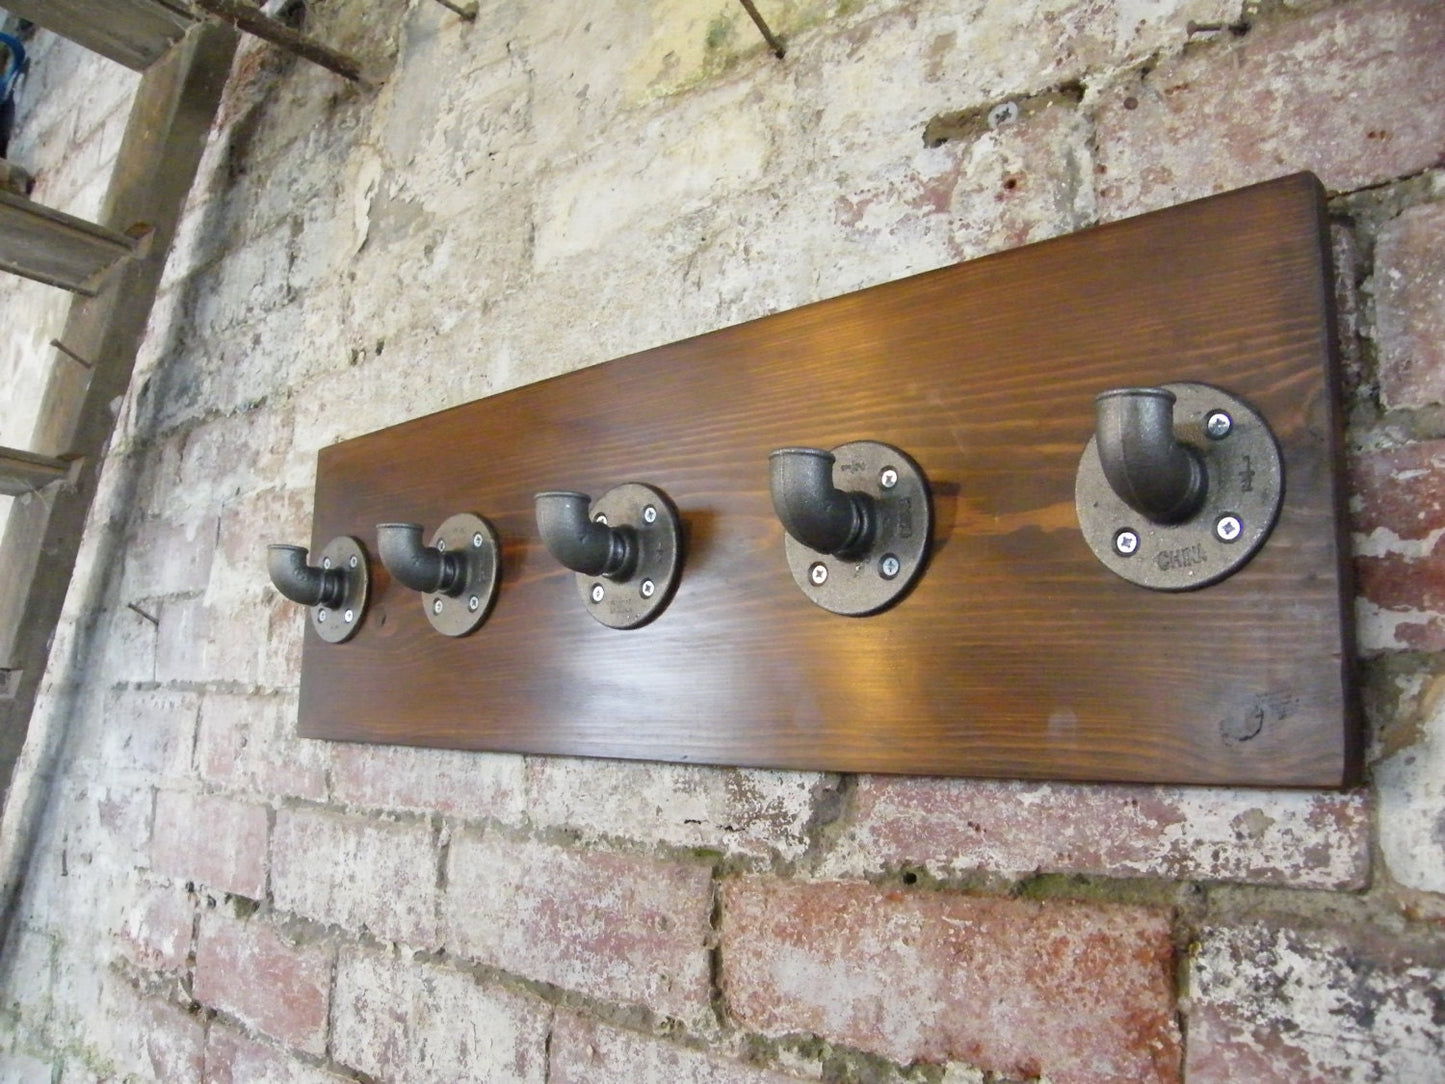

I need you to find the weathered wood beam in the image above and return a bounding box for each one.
[0,19,240,799]
[0,0,194,71]
[0,188,139,295]
[0,448,73,497]
[192,0,370,83]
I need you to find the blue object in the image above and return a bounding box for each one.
[0,32,25,105]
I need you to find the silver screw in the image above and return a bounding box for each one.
[879,554,901,580]
[643,505,658,524]
[344,608,354,623]
[436,538,447,552]
[1215,514,1243,542]
[809,562,828,586]
[880,467,899,489]
[432,598,444,614]
[987,100,1019,128]
[594,513,608,526]
[349,555,359,568]
[317,608,329,622]
[590,583,605,603]
[1114,529,1140,557]
[468,595,480,611]
[1205,411,1233,440]
[322,556,333,569]
[640,579,656,598]
[472,532,484,548]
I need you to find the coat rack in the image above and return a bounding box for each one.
[275,173,1358,788]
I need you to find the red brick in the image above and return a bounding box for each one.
[151,791,269,899]
[194,912,333,1055]
[1375,200,1445,410]
[134,992,207,1082]
[332,948,549,1083]
[329,743,523,821]
[271,807,438,945]
[1351,441,1445,652]
[1094,0,1445,216]
[444,831,714,1023]
[523,758,824,861]
[196,693,326,801]
[721,879,1179,1084]
[1186,922,1445,1082]
[205,1025,353,1084]
[550,1013,805,1084]
[823,777,1368,889]
[120,514,218,599]
[114,884,194,972]
[99,687,200,777]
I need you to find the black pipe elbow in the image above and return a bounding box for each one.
[1095,388,1206,525]
[534,492,635,579]
[376,522,463,594]
[769,447,874,558]
[267,544,344,608]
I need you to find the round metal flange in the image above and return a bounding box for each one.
[573,483,681,630]
[421,513,499,637]
[1075,382,1284,590]
[311,535,368,644]
[783,441,932,616]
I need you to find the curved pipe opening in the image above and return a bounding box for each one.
[534,492,634,579]
[769,447,874,558]
[267,544,343,608]
[1095,388,1206,525]
[376,523,463,594]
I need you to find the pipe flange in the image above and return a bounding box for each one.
[782,441,931,616]
[1075,382,1284,590]
[422,513,500,637]
[312,536,368,644]
[572,483,681,630]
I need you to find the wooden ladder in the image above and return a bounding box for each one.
[0,0,378,807]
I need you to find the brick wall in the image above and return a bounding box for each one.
[2,0,1443,1080]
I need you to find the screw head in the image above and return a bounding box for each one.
[468,595,480,612]
[643,505,658,524]
[594,513,608,526]
[349,554,359,568]
[987,100,1019,128]
[809,562,829,586]
[1215,514,1243,543]
[880,467,899,489]
[590,583,605,603]
[322,556,333,569]
[879,553,901,580]
[472,532,485,548]
[436,538,447,552]
[344,608,354,623]
[1114,529,1140,557]
[432,598,444,614]
[640,579,656,598]
[317,608,329,622]
[1205,410,1233,440]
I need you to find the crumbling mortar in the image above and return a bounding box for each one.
[923,80,1085,148]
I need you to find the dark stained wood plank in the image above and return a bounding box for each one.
[300,173,1359,789]
[0,189,138,295]
[0,0,194,71]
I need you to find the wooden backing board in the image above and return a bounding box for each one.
[302,173,1359,788]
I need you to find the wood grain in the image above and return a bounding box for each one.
[300,173,1359,788]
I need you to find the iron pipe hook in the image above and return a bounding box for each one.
[534,491,636,580]
[769,447,875,558]
[376,522,464,595]
[267,544,345,608]
[1094,388,1206,525]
